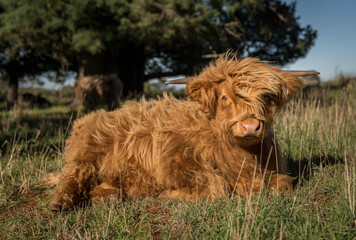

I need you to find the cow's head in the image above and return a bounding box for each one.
[166,53,319,144]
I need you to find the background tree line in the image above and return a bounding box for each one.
[0,0,317,108]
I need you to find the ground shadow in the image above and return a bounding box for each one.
[0,110,80,153]
[287,154,344,187]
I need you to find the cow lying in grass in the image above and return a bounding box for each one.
[43,53,318,211]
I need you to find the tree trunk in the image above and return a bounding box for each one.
[117,44,145,98]
[6,74,19,109]
[77,44,145,99]
[77,52,119,80]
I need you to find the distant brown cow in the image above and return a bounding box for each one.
[73,74,122,111]
[43,53,318,211]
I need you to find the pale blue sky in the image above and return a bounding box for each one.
[284,0,356,81]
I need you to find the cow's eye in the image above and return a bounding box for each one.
[222,95,227,101]
[263,94,274,104]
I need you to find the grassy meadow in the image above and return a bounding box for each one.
[0,77,355,239]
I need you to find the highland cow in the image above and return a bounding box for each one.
[44,53,318,211]
[22,93,52,109]
[73,74,122,111]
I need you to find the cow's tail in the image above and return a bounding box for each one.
[39,172,61,187]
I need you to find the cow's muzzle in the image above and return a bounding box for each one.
[234,118,263,138]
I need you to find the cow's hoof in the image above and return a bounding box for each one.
[158,190,169,200]
[50,203,62,211]
[158,189,192,201]
[50,203,69,212]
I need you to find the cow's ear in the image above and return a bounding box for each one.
[185,79,217,117]
[274,73,303,108]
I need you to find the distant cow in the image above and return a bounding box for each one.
[73,74,122,111]
[43,53,318,211]
[22,93,52,109]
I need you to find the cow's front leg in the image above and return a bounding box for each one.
[158,173,227,201]
[89,182,121,203]
[268,173,295,193]
[158,184,226,201]
[158,187,197,201]
[156,152,228,201]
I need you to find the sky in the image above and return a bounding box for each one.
[283,0,356,81]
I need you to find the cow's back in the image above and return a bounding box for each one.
[65,96,212,196]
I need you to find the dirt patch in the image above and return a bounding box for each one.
[0,189,50,222]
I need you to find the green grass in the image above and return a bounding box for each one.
[0,78,355,239]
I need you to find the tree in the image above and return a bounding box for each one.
[0,3,62,108]
[215,0,317,63]
[0,0,317,100]
[0,45,60,108]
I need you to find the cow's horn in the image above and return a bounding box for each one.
[282,70,320,76]
[164,77,195,85]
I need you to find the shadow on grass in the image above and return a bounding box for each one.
[287,154,344,186]
[0,110,81,153]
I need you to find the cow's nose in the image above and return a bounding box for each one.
[240,119,261,137]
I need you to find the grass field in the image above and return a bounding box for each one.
[0,78,355,239]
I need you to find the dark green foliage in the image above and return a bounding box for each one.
[0,0,317,99]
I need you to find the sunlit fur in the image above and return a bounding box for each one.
[44,53,302,210]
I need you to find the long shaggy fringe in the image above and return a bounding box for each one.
[192,53,302,118]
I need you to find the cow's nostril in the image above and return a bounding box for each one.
[239,119,261,137]
[255,122,261,131]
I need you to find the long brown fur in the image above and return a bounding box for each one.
[44,53,302,210]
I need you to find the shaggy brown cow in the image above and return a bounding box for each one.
[43,53,318,211]
[73,74,122,111]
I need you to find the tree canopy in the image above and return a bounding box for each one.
[0,0,317,102]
